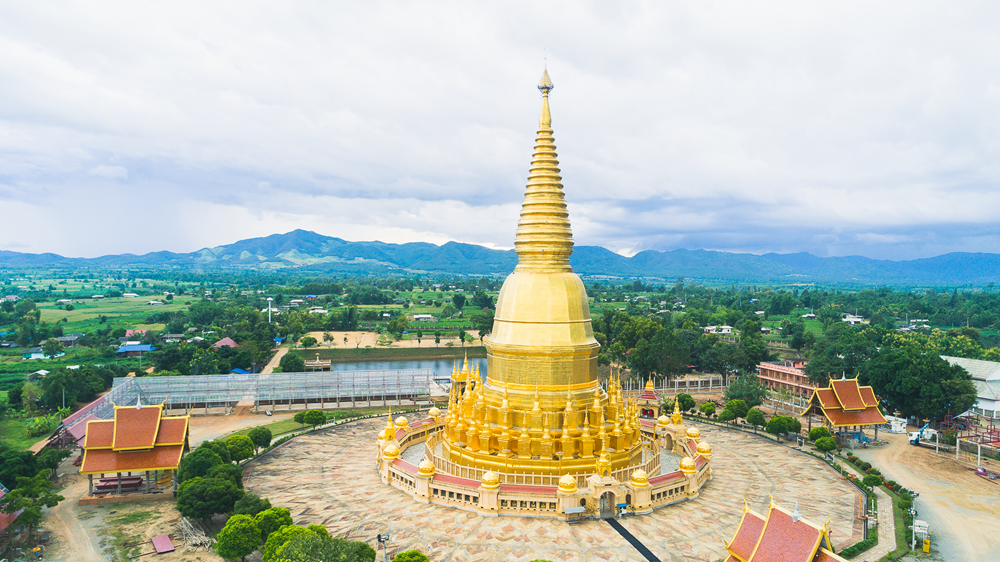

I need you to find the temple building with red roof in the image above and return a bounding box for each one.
[636,379,661,418]
[724,497,849,562]
[80,399,189,496]
[801,376,887,436]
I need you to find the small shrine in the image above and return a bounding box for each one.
[801,376,887,436]
[636,379,661,418]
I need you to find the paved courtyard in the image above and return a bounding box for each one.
[244,418,863,561]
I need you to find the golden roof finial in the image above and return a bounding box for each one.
[514,69,573,273]
[742,491,749,513]
[768,485,775,507]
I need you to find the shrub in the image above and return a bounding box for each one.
[233,493,272,516]
[809,426,832,441]
[226,435,255,463]
[302,409,326,428]
[815,437,838,452]
[765,416,789,439]
[862,474,882,488]
[394,550,431,562]
[255,506,293,540]
[178,448,223,484]
[840,536,877,558]
[216,514,261,561]
[278,353,305,373]
[860,461,872,471]
[176,477,244,520]
[676,393,696,413]
[699,402,716,418]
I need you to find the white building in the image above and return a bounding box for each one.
[941,356,1000,419]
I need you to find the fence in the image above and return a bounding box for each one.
[111,369,433,412]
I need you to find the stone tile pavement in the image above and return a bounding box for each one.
[244,418,864,561]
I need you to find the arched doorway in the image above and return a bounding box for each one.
[599,491,616,519]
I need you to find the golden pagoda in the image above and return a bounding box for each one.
[374,71,712,520]
[438,70,644,479]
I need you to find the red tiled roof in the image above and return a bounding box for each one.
[0,487,22,534]
[858,386,878,407]
[84,420,115,449]
[391,459,417,473]
[81,445,184,474]
[814,389,837,409]
[213,337,238,348]
[830,379,866,410]
[695,456,707,468]
[68,415,99,444]
[688,439,698,453]
[648,472,685,486]
[750,507,821,562]
[112,405,162,449]
[431,473,480,488]
[155,418,189,445]
[725,556,740,562]
[728,511,766,561]
[813,549,849,562]
[824,408,887,427]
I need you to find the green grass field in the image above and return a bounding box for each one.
[36,297,187,334]
[0,418,48,449]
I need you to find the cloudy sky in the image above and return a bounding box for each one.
[1,2,999,261]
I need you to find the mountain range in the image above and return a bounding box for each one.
[2,229,998,286]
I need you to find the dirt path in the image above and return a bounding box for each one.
[188,410,295,446]
[852,432,1000,561]
[262,346,288,373]
[46,465,107,562]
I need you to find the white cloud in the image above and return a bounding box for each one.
[0,1,998,260]
[87,165,128,180]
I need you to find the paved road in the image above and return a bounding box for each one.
[852,432,1000,561]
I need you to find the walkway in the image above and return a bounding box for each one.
[605,518,661,562]
[850,486,895,562]
[261,346,288,373]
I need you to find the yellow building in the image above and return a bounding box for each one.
[376,71,711,519]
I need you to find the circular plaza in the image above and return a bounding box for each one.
[243,416,864,562]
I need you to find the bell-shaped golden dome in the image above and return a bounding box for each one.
[696,440,713,459]
[630,469,649,488]
[558,474,578,493]
[418,458,436,477]
[679,456,697,474]
[685,426,701,441]
[428,407,442,419]
[480,471,500,490]
[394,416,409,429]
[656,414,671,427]
[383,443,400,459]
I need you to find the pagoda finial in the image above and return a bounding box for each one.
[514,69,573,273]
[742,491,749,513]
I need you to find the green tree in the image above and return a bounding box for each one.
[434,331,441,347]
[303,409,326,429]
[190,348,220,376]
[176,477,244,520]
[276,532,376,562]
[263,525,311,562]
[815,436,838,453]
[765,416,789,441]
[234,493,272,516]
[745,408,765,431]
[809,426,832,441]
[198,439,233,464]
[278,353,305,373]
[0,469,64,540]
[248,426,273,452]
[255,506,293,540]
[178,447,223,483]
[861,344,978,421]
[394,550,431,562]
[42,338,63,358]
[724,399,749,420]
[293,411,306,425]
[723,375,767,408]
[217,514,261,561]
[209,463,244,489]
[458,328,466,346]
[472,309,495,342]
[226,435,255,463]
[452,294,466,309]
[675,393,696,413]
[699,402,716,418]
[300,336,317,349]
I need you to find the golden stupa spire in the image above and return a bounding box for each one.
[513,69,573,273]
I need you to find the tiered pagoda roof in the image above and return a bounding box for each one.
[637,379,660,404]
[724,499,848,562]
[802,377,887,428]
[80,401,189,475]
